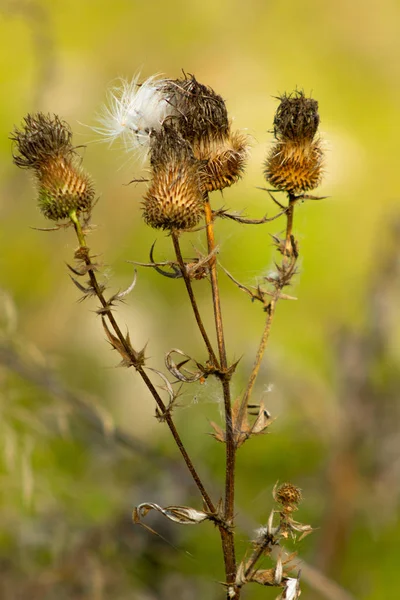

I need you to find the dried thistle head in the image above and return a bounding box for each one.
[274,482,302,510]
[11,113,94,221]
[164,74,249,192]
[142,124,204,230]
[264,91,324,194]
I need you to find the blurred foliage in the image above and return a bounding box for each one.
[1,0,400,598]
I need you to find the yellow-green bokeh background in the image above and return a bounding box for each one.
[1,1,399,598]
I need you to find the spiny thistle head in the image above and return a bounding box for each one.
[142,124,204,230]
[11,113,94,221]
[264,91,324,194]
[274,482,303,510]
[164,74,249,192]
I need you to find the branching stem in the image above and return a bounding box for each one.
[171,230,219,367]
[69,210,215,513]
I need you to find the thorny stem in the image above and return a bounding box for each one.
[68,210,215,513]
[204,197,237,595]
[170,230,219,367]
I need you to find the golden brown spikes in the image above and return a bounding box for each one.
[194,129,249,193]
[265,138,323,194]
[142,124,204,230]
[38,156,94,220]
[264,91,324,194]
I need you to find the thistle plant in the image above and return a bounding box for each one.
[11,76,325,599]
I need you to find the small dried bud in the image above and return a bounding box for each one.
[274,482,302,508]
[164,75,249,192]
[264,91,323,194]
[142,124,204,230]
[11,113,94,220]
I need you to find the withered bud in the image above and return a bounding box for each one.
[164,74,229,144]
[273,91,319,142]
[10,113,73,170]
[274,482,303,509]
[164,75,249,192]
[264,91,324,195]
[142,124,204,230]
[11,113,94,220]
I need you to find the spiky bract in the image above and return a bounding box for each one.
[142,125,204,230]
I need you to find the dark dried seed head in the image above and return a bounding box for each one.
[163,74,230,145]
[273,91,319,143]
[10,113,74,170]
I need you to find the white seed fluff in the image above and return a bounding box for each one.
[94,75,175,151]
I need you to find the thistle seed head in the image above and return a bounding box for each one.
[142,124,204,230]
[11,113,95,220]
[265,91,324,194]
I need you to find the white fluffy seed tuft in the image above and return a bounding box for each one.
[94,75,176,152]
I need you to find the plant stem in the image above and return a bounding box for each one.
[237,192,298,421]
[69,211,215,513]
[204,197,237,594]
[170,230,219,367]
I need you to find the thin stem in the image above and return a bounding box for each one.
[69,211,215,513]
[204,197,237,593]
[237,297,278,427]
[237,192,298,422]
[170,230,219,367]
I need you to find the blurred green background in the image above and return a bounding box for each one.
[1,0,399,598]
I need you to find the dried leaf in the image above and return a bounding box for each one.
[165,349,203,383]
[133,502,210,526]
[101,318,134,367]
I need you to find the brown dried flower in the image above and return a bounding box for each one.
[264,91,324,194]
[11,113,94,220]
[164,74,249,193]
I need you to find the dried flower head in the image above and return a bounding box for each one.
[274,482,303,509]
[164,74,249,192]
[95,75,176,151]
[142,124,204,230]
[11,113,94,221]
[264,91,323,194]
